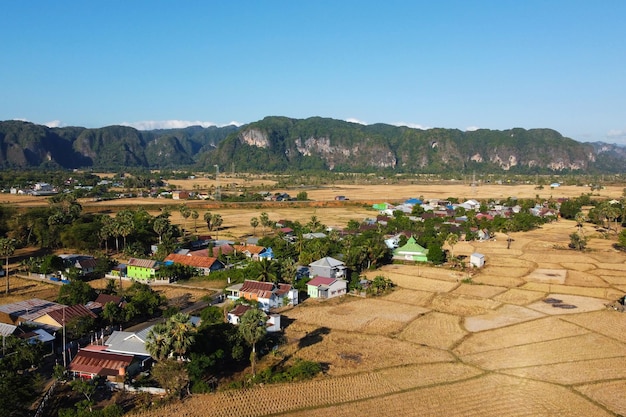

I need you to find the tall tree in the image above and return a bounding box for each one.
[0,238,15,295]
[153,217,170,244]
[179,204,191,235]
[238,308,267,377]
[191,210,199,233]
[445,233,459,259]
[259,212,271,236]
[250,217,259,236]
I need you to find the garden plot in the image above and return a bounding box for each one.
[524,268,566,284]
[286,298,429,335]
[526,293,607,315]
[472,274,524,287]
[429,293,501,316]
[565,270,609,287]
[376,362,483,391]
[463,304,545,332]
[385,274,458,292]
[460,333,626,370]
[455,316,588,356]
[479,265,531,278]
[291,330,454,376]
[521,282,619,299]
[502,357,626,385]
[576,380,626,417]
[562,310,626,343]
[560,262,597,271]
[379,288,435,307]
[493,288,546,305]
[281,374,612,417]
[598,274,626,285]
[397,311,467,349]
[452,283,507,299]
[520,252,597,265]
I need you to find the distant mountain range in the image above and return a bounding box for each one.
[1,117,625,173]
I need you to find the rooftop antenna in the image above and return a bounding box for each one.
[214,165,220,201]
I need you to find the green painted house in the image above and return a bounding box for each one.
[393,237,429,262]
[126,258,160,281]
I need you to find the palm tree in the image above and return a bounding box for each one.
[168,313,195,360]
[99,216,115,253]
[238,309,267,377]
[153,217,170,244]
[255,259,278,283]
[204,211,214,232]
[191,210,199,233]
[445,233,459,259]
[250,217,259,236]
[146,322,172,361]
[212,214,223,239]
[259,212,271,236]
[0,238,15,295]
[179,204,191,235]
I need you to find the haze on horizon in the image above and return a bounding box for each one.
[2,1,626,144]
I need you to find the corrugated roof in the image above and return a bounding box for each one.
[0,298,64,322]
[105,326,152,357]
[127,258,159,269]
[307,276,337,287]
[164,253,221,269]
[309,256,345,268]
[46,305,97,326]
[0,322,16,336]
[69,350,133,377]
[229,304,252,317]
[233,244,266,255]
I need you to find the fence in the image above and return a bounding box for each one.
[33,380,58,417]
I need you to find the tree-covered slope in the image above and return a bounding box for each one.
[0,118,624,173]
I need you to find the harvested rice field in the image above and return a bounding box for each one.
[8,181,620,417]
[130,213,626,416]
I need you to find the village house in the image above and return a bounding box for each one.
[163,253,225,276]
[233,243,267,260]
[227,304,282,332]
[308,256,346,279]
[126,258,160,281]
[392,237,429,262]
[225,280,298,311]
[306,276,348,299]
[69,346,138,381]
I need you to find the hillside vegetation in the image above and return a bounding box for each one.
[1,117,625,173]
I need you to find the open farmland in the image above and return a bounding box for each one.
[3,180,626,416]
[128,209,626,416]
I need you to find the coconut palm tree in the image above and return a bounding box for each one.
[445,233,459,259]
[250,217,259,236]
[0,238,15,295]
[238,308,267,377]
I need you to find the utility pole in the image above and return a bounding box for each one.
[214,165,220,201]
[62,306,66,368]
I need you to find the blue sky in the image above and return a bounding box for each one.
[2,1,626,143]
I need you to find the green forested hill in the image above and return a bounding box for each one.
[0,117,624,173]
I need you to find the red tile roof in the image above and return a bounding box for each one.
[229,304,252,317]
[69,349,133,377]
[46,305,97,326]
[233,244,265,255]
[164,253,220,269]
[127,258,159,269]
[307,276,337,287]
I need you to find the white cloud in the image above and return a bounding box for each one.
[44,120,63,128]
[345,118,368,125]
[392,122,429,130]
[607,129,626,140]
[120,120,235,130]
[465,126,480,132]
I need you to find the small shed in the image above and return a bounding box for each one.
[470,253,485,268]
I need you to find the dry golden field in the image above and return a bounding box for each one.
[3,181,626,416]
